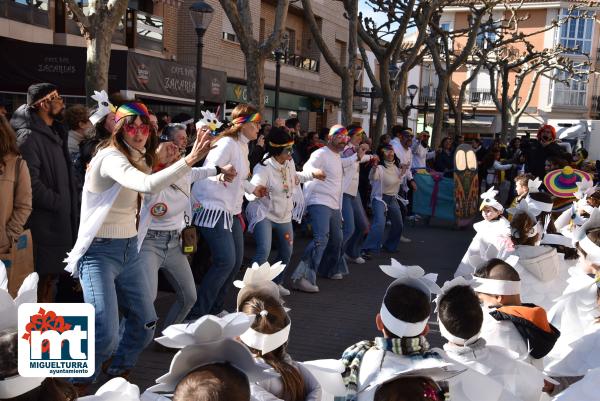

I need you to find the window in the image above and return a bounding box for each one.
[14,0,48,11]
[559,8,593,54]
[222,15,238,43]
[476,21,497,49]
[551,67,589,107]
[336,39,347,67]
[259,18,265,43]
[286,28,296,55]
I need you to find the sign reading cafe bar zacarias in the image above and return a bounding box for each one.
[0,37,226,104]
[127,52,226,104]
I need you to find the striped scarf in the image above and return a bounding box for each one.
[340,336,430,401]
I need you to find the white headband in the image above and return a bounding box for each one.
[438,318,481,346]
[240,323,291,354]
[0,375,45,399]
[379,303,428,338]
[472,277,521,295]
[579,236,600,264]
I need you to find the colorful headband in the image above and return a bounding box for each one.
[268,140,295,148]
[328,124,348,138]
[347,127,365,137]
[115,102,150,123]
[31,90,60,106]
[232,113,261,126]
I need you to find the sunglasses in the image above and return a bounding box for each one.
[124,123,151,137]
[282,146,294,155]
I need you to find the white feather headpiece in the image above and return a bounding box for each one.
[196,110,223,132]
[89,90,115,125]
[527,177,542,194]
[480,186,503,212]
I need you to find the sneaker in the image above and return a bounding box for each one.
[400,235,412,243]
[360,251,372,260]
[292,278,319,293]
[278,284,291,296]
[345,254,366,264]
[330,273,343,280]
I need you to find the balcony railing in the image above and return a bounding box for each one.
[136,11,163,52]
[2,0,49,28]
[418,87,437,105]
[552,91,587,107]
[268,52,320,73]
[467,90,495,106]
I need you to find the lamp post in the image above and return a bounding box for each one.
[189,1,214,121]
[407,84,429,132]
[471,98,480,119]
[273,36,288,125]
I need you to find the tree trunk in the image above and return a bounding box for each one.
[431,75,449,147]
[85,25,111,106]
[245,50,266,112]
[499,69,510,141]
[373,102,385,144]
[340,71,354,126]
[454,108,463,137]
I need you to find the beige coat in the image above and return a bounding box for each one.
[0,154,32,253]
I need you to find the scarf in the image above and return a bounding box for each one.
[341,336,430,401]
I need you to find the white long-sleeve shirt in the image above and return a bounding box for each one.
[342,144,372,196]
[411,141,435,169]
[303,146,356,210]
[249,158,313,224]
[87,148,191,238]
[390,137,413,181]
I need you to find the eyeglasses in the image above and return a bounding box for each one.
[282,146,294,155]
[124,123,150,137]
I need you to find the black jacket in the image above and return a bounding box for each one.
[11,105,78,275]
[524,140,571,180]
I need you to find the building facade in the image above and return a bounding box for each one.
[416,0,600,139]
[0,0,348,131]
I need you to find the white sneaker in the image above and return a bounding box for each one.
[330,273,343,280]
[292,278,319,293]
[345,254,366,264]
[278,284,291,296]
[400,235,412,243]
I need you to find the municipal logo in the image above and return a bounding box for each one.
[18,303,95,377]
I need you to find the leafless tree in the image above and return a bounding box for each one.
[300,0,358,126]
[219,0,289,111]
[64,0,129,103]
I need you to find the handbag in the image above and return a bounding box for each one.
[0,157,34,297]
[170,183,197,255]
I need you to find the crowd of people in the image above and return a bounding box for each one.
[0,82,599,401]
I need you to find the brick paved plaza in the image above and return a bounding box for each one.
[126,220,473,391]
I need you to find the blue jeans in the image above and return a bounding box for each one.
[362,195,404,253]
[251,219,293,284]
[291,205,347,285]
[342,193,369,259]
[188,215,243,318]
[139,229,197,330]
[76,236,157,382]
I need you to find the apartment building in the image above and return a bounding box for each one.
[416,0,600,139]
[0,0,348,130]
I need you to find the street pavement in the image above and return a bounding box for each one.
[126,218,474,392]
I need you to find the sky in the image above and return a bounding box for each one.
[358,0,391,28]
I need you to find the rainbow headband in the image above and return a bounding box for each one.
[329,125,348,138]
[347,127,365,138]
[268,140,295,148]
[232,113,261,126]
[115,102,150,123]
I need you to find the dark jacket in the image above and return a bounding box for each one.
[11,105,79,275]
[524,140,571,180]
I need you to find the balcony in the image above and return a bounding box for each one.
[1,0,49,28]
[136,10,163,52]
[418,87,437,105]
[353,97,369,111]
[552,91,587,108]
[467,90,495,106]
[268,52,320,73]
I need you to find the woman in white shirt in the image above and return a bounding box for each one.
[361,144,407,255]
[64,102,210,388]
[139,132,237,330]
[188,104,267,319]
[246,128,324,296]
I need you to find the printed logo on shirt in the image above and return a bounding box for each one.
[18,303,95,377]
[150,202,168,217]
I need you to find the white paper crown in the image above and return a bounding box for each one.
[574,178,597,200]
[149,313,275,394]
[573,208,600,264]
[89,90,115,125]
[78,378,141,401]
[0,261,39,331]
[527,177,542,193]
[508,198,541,223]
[196,110,223,131]
[434,276,473,313]
[379,259,441,295]
[480,186,503,211]
[234,261,285,309]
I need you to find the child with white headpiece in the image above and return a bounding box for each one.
[147,313,276,401]
[436,277,545,401]
[472,257,560,371]
[504,200,569,310]
[507,174,537,219]
[234,261,343,401]
[554,178,599,238]
[455,186,510,278]
[550,367,600,401]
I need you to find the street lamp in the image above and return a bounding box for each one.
[407,84,418,107]
[471,98,480,119]
[189,1,214,121]
[273,35,288,125]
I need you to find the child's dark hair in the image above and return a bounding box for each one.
[0,329,77,401]
[239,294,305,401]
[374,376,446,401]
[529,192,556,233]
[510,212,539,246]
[438,285,483,340]
[382,284,431,338]
[260,127,292,165]
[173,362,250,401]
[377,144,400,168]
[474,258,521,282]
